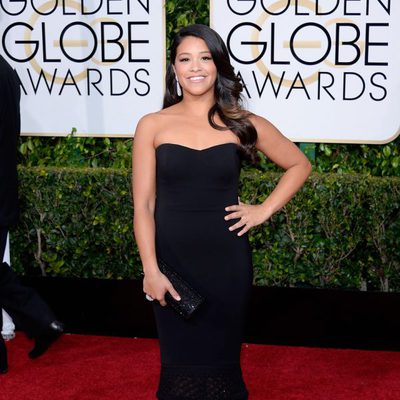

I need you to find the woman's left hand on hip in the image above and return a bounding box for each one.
[224,199,269,236]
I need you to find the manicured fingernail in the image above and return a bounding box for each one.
[176,296,181,301]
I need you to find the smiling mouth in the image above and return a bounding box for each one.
[188,76,206,82]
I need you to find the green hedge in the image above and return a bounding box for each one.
[10,167,400,292]
[12,167,140,279]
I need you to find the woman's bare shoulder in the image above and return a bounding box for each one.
[135,106,183,146]
[137,105,181,127]
[248,113,275,132]
[135,111,166,137]
[157,103,182,117]
[136,111,160,128]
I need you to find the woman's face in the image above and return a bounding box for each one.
[173,36,217,98]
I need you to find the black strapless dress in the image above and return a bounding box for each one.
[154,142,253,400]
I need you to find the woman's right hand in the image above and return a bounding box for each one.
[143,269,181,306]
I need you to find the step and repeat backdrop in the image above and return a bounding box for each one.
[0,0,165,136]
[0,0,399,142]
[211,0,399,143]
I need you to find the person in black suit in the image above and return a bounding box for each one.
[0,54,63,374]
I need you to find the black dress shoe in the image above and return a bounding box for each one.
[28,320,64,359]
[0,337,8,374]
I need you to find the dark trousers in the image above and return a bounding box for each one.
[0,227,55,338]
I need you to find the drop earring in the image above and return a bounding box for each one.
[176,76,182,97]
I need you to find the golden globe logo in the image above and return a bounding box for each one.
[211,0,399,143]
[1,0,151,95]
[0,0,165,136]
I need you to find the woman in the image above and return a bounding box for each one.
[132,24,311,399]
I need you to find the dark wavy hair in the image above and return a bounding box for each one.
[163,24,258,163]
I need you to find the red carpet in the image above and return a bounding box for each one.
[1,334,400,399]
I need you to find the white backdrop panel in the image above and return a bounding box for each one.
[211,0,400,143]
[0,0,165,136]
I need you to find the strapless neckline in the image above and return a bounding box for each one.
[155,142,238,153]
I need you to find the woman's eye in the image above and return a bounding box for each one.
[201,56,212,61]
[179,58,189,62]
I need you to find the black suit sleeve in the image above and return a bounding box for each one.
[0,55,21,228]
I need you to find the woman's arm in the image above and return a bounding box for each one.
[132,115,158,273]
[132,115,180,305]
[225,115,312,235]
[253,114,312,218]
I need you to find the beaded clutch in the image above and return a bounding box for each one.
[157,258,204,320]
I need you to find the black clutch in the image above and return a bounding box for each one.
[157,258,204,320]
